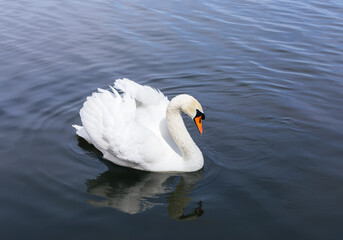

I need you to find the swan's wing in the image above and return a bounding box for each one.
[115,79,180,154]
[78,88,145,164]
[114,78,169,107]
[114,78,170,137]
[75,79,174,167]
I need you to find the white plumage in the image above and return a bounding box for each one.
[73,78,205,172]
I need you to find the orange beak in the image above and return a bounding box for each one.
[194,116,203,134]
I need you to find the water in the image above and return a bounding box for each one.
[1,0,343,239]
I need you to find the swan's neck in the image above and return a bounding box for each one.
[166,99,203,169]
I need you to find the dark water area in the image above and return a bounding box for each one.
[1,0,343,239]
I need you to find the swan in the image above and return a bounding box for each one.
[73,78,205,172]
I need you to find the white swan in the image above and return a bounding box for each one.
[73,78,205,172]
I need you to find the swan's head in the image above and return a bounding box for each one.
[176,94,206,134]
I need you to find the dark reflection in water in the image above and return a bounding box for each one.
[79,137,204,220]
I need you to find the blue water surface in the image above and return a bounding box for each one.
[1,0,343,239]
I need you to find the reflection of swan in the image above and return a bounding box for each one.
[73,78,205,172]
[85,162,204,220]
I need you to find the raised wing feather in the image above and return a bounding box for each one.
[115,78,168,106]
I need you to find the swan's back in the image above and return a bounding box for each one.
[73,79,181,171]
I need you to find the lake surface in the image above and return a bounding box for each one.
[1,0,343,239]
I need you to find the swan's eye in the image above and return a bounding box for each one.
[195,109,205,120]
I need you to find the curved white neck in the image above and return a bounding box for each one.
[166,97,203,169]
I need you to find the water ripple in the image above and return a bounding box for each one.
[1,0,343,238]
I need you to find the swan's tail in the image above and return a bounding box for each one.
[72,124,91,143]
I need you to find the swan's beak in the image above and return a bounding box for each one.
[194,116,203,134]
[194,110,205,134]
